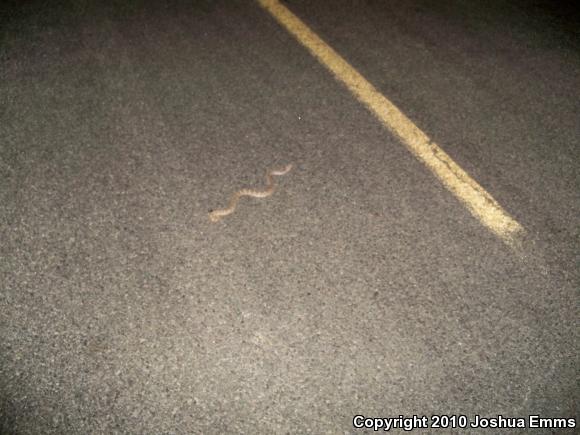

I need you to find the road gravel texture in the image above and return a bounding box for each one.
[0,1,578,434]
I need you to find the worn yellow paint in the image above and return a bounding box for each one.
[258,0,524,243]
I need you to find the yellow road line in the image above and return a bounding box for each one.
[258,0,524,243]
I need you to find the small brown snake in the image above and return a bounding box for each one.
[209,164,293,222]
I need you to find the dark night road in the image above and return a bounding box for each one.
[1,1,578,433]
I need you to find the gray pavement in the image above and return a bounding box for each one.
[1,1,578,434]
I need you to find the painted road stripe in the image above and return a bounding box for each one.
[258,0,524,244]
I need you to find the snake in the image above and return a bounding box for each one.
[209,164,293,222]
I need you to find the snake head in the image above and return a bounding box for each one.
[208,211,222,223]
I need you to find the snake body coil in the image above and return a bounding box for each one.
[209,164,293,222]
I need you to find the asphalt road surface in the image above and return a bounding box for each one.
[1,1,578,434]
